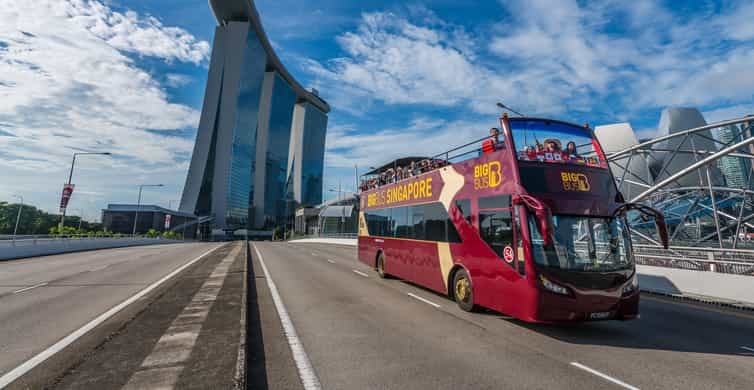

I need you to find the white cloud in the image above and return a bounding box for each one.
[0,0,210,215]
[64,0,209,64]
[308,0,754,123]
[306,11,574,117]
[165,73,193,88]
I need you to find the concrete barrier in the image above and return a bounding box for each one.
[637,265,754,305]
[0,238,179,260]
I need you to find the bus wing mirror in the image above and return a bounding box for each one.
[514,194,553,246]
[614,203,669,249]
[654,213,669,249]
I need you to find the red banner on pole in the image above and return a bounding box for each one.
[164,214,171,230]
[60,184,75,213]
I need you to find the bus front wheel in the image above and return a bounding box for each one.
[376,252,388,279]
[453,269,476,312]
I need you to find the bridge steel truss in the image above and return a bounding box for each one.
[606,116,754,256]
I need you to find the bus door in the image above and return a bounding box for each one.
[477,194,526,309]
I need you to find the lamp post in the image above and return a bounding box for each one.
[12,195,23,242]
[328,181,355,235]
[133,184,164,236]
[60,152,111,229]
[75,208,85,231]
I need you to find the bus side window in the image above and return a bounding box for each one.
[412,209,425,241]
[478,195,515,268]
[454,199,472,226]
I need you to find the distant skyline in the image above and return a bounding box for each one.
[1,0,754,219]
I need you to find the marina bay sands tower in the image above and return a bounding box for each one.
[180,0,330,239]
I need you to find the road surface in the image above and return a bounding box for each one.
[0,242,220,381]
[253,242,754,390]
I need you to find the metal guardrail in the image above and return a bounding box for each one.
[0,235,166,247]
[633,244,754,275]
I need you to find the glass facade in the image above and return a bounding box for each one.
[301,103,328,206]
[181,17,329,238]
[261,74,297,228]
[226,28,267,229]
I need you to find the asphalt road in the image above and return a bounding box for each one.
[253,242,754,390]
[0,242,220,379]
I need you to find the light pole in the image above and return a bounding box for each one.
[12,195,23,242]
[60,152,111,230]
[133,184,164,236]
[168,200,178,210]
[76,208,85,231]
[328,180,355,235]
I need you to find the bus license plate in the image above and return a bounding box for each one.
[589,312,611,320]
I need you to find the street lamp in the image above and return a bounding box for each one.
[60,151,111,229]
[133,184,164,236]
[75,208,85,231]
[12,195,23,242]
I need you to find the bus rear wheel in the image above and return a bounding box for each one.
[453,269,476,312]
[376,252,388,279]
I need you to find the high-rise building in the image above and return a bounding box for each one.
[714,125,751,189]
[180,0,329,238]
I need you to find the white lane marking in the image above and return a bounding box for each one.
[0,245,222,389]
[311,252,319,256]
[352,270,369,278]
[407,292,441,308]
[253,244,322,390]
[741,346,754,353]
[12,282,48,294]
[570,362,639,390]
[327,259,336,264]
[89,264,110,272]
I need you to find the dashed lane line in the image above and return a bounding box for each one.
[570,362,639,390]
[89,264,110,272]
[122,244,241,390]
[253,244,322,390]
[12,282,48,294]
[407,293,441,308]
[352,270,369,278]
[327,259,336,264]
[0,244,223,389]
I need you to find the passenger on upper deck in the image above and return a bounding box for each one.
[482,127,504,155]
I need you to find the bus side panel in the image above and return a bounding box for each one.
[410,241,447,294]
[357,235,374,267]
[382,238,411,281]
[451,237,538,320]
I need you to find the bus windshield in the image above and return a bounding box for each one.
[510,120,608,169]
[528,215,632,272]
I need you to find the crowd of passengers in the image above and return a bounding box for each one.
[360,127,505,192]
[359,158,449,191]
[359,126,602,192]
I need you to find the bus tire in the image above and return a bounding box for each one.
[453,269,476,312]
[376,252,389,279]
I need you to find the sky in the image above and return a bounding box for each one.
[1,0,754,221]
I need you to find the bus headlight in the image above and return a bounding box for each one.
[622,275,638,296]
[539,275,570,295]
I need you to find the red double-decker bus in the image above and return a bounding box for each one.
[358,115,668,323]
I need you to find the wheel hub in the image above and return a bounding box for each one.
[455,277,470,302]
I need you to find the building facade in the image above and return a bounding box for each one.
[180,0,329,238]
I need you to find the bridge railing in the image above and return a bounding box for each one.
[0,234,165,247]
[633,244,754,275]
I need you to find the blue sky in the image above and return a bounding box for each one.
[1,0,754,220]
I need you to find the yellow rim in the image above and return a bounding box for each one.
[455,276,470,302]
